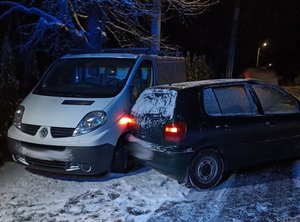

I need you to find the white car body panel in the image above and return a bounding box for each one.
[21,94,115,127]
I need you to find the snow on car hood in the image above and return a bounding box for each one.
[20,94,114,128]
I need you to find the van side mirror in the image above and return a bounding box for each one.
[130,86,139,103]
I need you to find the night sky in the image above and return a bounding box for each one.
[1,0,300,82]
[163,0,300,81]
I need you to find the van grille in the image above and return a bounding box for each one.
[21,142,66,151]
[25,156,67,169]
[21,124,41,136]
[51,127,75,138]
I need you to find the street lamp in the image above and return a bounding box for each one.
[256,42,268,67]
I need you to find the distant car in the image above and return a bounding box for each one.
[126,79,300,189]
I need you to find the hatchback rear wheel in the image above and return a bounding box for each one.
[188,149,224,189]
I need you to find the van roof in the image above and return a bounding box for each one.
[154,79,271,90]
[62,53,140,59]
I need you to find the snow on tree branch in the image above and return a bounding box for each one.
[0,0,218,54]
[166,0,219,16]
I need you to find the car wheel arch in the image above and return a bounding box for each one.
[187,146,225,189]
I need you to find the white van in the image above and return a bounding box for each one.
[7,51,186,174]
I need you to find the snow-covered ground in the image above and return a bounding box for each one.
[0,160,300,222]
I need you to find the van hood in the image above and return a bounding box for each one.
[21,94,115,128]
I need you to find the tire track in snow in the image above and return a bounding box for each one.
[217,161,300,222]
[293,160,300,189]
[148,161,300,222]
[147,174,236,222]
[293,160,300,221]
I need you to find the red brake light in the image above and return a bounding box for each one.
[164,122,187,142]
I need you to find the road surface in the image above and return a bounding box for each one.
[0,160,299,221]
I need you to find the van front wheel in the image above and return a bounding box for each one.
[111,138,129,173]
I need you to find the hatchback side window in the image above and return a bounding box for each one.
[203,88,221,115]
[252,85,299,114]
[132,60,153,95]
[204,85,257,116]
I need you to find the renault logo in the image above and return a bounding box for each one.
[40,127,48,138]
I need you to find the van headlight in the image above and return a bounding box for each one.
[73,111,107,136]
[13,105,25,130]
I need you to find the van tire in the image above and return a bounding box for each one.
[188,149,224,189]
[111,138,129,173]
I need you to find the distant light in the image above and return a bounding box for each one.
[268,63,272,66]
[262,42,268,47]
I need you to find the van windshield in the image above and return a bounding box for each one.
[33,58,135,98]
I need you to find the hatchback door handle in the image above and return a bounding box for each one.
[215,125,229,130]
[224,124,229,130]
[265,121,275,127]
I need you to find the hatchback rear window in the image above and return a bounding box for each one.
[204,85,257,116]
[131,88,178,119]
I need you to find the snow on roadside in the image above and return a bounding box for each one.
[293,160,300,189]
[0,162,190,222]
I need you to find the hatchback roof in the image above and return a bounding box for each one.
[154,79,271,90]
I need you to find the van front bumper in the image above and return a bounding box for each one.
[126,135,194,183]
[7,138,115,175]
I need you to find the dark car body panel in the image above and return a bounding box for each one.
[126,134,194,183]
[126,79,300,182]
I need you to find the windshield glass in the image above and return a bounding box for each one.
[33,58,135,98]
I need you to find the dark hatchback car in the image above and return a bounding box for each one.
[126,79,300,189]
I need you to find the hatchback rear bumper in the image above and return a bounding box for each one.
[126,134,194,183]
[7,138,115,175]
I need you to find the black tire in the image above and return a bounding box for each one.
[188,149,224,189]
[111,138,129,173]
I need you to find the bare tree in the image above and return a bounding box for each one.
[0,0,218,52]
[0,0,218,90]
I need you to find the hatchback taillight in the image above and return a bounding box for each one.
[164,122,187,142]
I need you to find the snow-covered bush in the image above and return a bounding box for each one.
[186,52,212,81]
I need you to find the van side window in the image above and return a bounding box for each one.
[204,85,257,116]
[132,60,153,94]
[252,84,299,114]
